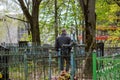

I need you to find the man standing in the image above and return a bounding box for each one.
[55,29,71,72]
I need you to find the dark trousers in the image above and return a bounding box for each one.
[60,50,70,72]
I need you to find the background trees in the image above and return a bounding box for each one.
[0,0,119,44]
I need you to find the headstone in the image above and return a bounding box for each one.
[96,42,104,57]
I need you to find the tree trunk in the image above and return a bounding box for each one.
[31,1,41,45]
[78,0,96,79]
[18,0,42,45]
[54,0,58,39]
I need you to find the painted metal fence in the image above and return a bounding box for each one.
[0,45,58,80]
[93,51,120,80]
[0,44,86,80]
[2,44,120,80]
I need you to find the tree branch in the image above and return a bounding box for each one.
[78,0,85,11]
[38,0,42,3]
[18,0,32,22]
[13,0,20,6]
[6,15,29,23]
[78,0,87,16]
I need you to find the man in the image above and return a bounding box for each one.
[55,29,71,72]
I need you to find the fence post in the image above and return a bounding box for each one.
[58,49,61,73]
[70,51,74,80]
[93,50,97,80]
[24,54,28,80]
[49,53,51,80]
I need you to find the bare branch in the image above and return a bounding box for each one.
[13,0,20,6]
[5,15,28,23]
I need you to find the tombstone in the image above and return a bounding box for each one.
[18,41,28,53]
[0,46,9,80]
[18,41,28,47]
[96,42,104,57]
[42,44,52,56]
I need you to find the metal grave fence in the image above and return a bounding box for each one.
[93,51,120,80]
[0,45,58,80]
[0,44,86,80]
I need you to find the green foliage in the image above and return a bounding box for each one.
[38,0,83,44]
[1,0,119,45]
[96,0,120,26]
[96,0,120,47]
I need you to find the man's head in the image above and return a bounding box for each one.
[61,28,67,34]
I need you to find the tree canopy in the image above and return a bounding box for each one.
[0,0,119,45]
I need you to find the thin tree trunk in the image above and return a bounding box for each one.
[55,0,58,39]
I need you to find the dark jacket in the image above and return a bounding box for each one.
[55,33,71,51]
